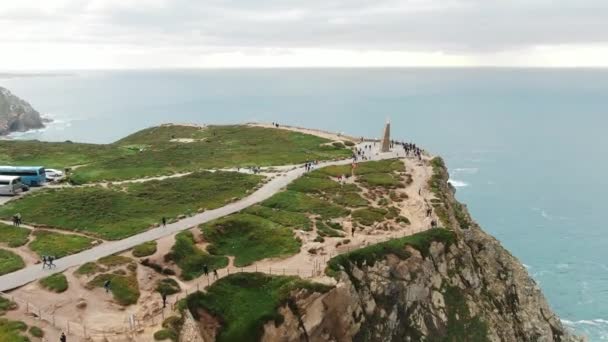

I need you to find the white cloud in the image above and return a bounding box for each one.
[0,0,607,69]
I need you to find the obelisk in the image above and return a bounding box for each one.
[381,120,391,152]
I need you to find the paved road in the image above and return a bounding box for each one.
[0,150,400,292]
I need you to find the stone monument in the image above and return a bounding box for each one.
[381,120,391,152]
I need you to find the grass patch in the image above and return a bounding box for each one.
[0,318,28,342]
[98,255,133,268]
[71,125,351,184]
[133,241,157,257]
[352,207,388,226]
[28,230,95,258]
[354,159,405,175]
[287,175,340,194]
[0,223,30,248]
[314,164,353,178]
[168,231,228,280]
[40,273,68,293]
[0,171,262,240]
[201,214,300,267]
[315,220,344,238]
[243,205,311,231]
[0,249,25,276]
[331,190,368,208]
[0,139,126,170]
[29,326,44,338]
[156,278,181,295]
[75,262,103,276]
[326,229,456,279]
[359,173,400,187]
[154,328,177,341]
[0,297,17,315]
[186,273,332,342]
[88,273,140,306]
[261,191,350,220]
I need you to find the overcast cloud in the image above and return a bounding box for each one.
[1,0,607,69]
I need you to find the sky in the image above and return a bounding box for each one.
[1,0,608,69]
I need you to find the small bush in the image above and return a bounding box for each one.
[29,326,44,338]
[154,328,176,341]
[156,278,181,295]
[133,241,157,257]
[40,273,69,293]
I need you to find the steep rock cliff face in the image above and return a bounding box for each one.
[0,87,45,135]
[261,159,581,342]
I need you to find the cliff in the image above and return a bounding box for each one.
[0,86,46,135]
[260,158,581,342]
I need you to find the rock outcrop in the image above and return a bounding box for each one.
[260,159,582,342]
[0,86,46,135]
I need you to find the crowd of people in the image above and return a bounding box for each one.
[304,160,319,172]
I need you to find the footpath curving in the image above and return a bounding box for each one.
[0,149,401,292]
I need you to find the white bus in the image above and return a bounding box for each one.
[0,176,23,196]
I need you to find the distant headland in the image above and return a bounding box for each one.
[0,86,49,136]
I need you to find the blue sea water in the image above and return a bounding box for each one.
[2,68,608,340]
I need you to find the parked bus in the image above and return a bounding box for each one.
[0,166,46,186]
[0,176,23,196]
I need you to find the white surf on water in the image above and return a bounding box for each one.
[448,179,469,188]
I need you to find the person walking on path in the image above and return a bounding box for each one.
[203,264,209,276]
[16,213,21,227]
[104,280,111,293]
[42,256,47,269]
[48,256,56,269]
[162,293,167,308]
[213,269,219,280]
[60,332,67,342]
[161,217,167,228]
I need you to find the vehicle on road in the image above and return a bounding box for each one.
[0,166,46,186]
[45,168,64,181]
[0,176,23,196]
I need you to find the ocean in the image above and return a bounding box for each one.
[2,68,608,340]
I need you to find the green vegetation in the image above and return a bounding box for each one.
[326,229,456,279]
[28,230,95,258]
[262,191,350,220]
[243,205,311,231]
[40,273,68,293]
[158,316,184,342]
[314,164,352,177]
[315,220,344,238]
[287,175,340,193]
[352,207,389,226]
[88,273,140,306]
[0,249,25,275]
[29,326,44,338]
[359,172,400,187]
[75,262,102,276]
[0,318,28,342]
[154,328,176,341]
[355,159,405,175]
[428,157,471,229]
[202,214,300,267]
[186,273,332,342]
[72,125,351,184]
[133,241,157,257]
[442,286,489,341]
[156,278,181,295]
[168,231,228,280]
[0,139,124,170]
[0,223,30,248]
[331,190,368,208]
[99,255,133,268]
[0,297,16,315]
[0,171,262,240]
